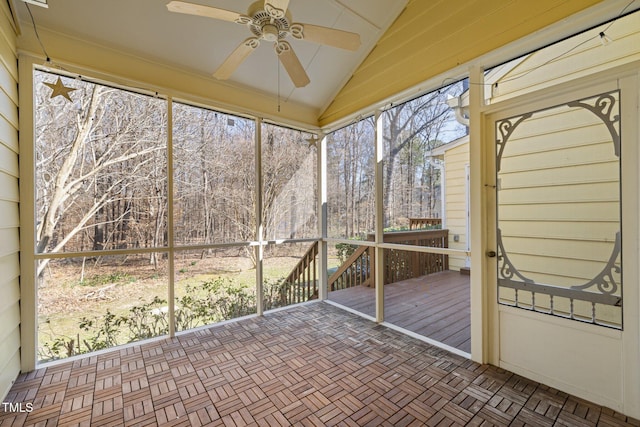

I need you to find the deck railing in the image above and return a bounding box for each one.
[329,229,449,290]
[409,218,442,230]
[280,241,319,305]
[281,229,449,305]
[378,229,449,284]
[328,245,373,291]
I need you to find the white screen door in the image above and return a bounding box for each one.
[485,71,639,416]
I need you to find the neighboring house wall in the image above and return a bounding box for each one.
[0,1,20,400]
[441,139,469,271]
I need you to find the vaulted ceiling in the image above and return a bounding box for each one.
[13,0,624,128]
[13,0,407,121]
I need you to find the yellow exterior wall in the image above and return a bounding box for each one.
[0,0,20,400]
[497,103,620,322]
[442,140,469,271]
[319,0,603,127]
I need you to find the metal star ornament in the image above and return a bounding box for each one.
[44,77,76,101]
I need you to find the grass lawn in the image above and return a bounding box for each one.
[37,246,340,361]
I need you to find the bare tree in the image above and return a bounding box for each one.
[327,118,375,239]
[35,72,167,276]
[382,90,452,226]
[326,84,465,237]
[261,124,317,241]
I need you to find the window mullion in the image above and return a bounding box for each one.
[255,118,264,315]
[167,97,176,337]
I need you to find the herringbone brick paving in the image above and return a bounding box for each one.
[1,302,638,426]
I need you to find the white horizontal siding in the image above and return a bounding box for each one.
[443,142,469,271]
[0,85,18,128]
[0,172,18,201]
[0,328,20,401]
[497,91,620,295]
[0,110,17,153]
[0,0,19,402]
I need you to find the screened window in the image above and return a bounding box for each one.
[34,70,169,361]
[32,70,321,362]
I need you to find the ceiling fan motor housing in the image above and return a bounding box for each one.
[247,1,291,42]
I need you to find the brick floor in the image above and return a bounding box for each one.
[1,302,639,426]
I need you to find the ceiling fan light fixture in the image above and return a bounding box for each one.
[262,24,279,42]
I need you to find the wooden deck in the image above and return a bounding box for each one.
[328,270,471,353]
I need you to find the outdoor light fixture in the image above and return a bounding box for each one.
[599,31,612,46]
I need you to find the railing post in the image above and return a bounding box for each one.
[443,230,449,270]
[412,235,420,277]
[312,242,317,299]
[368,247,374,288]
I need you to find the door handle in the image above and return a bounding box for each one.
[486,250,497,258]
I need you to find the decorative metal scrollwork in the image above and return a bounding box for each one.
[496,229,534,284]
[567,91,620,157]
[234,15,253,25]
[570,232,621,296]
[275,40,291,55]
[495,90,622,311]
[290,23,304,40]
[265,3,286,19]
[245,38,260,50]
[495,113,533,172]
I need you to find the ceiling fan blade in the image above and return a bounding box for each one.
[167,1,248,24]
[264,0,290,19]
[213,38,260,80]
[276,41,310,88]
[291,23,361,51]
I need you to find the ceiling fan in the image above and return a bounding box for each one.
[167,0,361,88]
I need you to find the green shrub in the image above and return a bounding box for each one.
[39,277,304,361]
